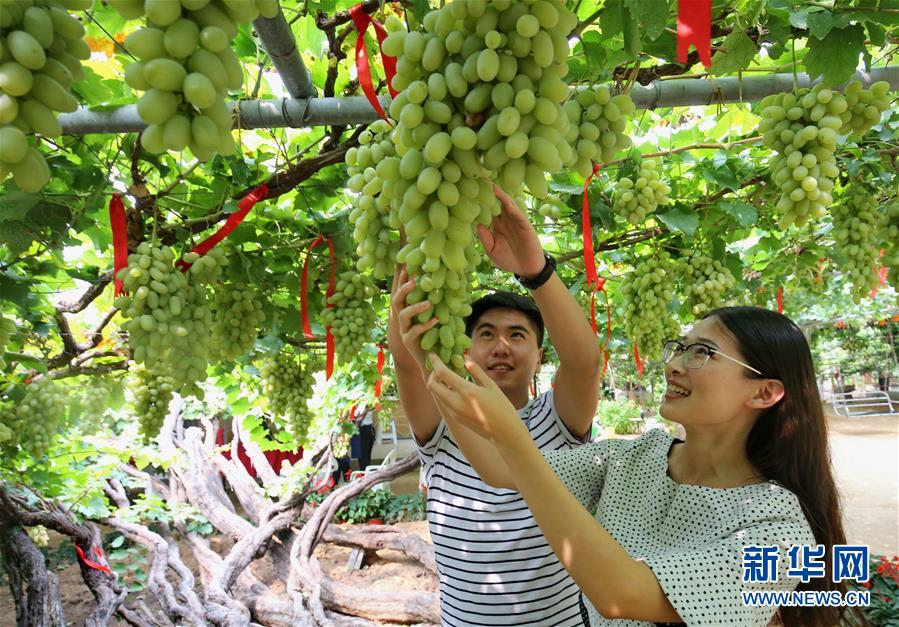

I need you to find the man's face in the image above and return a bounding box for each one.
[466,307,543,400]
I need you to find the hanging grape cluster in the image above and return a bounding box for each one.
[612,160,671,225]
[759,80,893,227]
[321,270,378,365]
[75,374,120,431]
[114,241,227,395]
[0,0,91,192]
[0,379,66,458]
[26,525,50,547]
[259,350,318,444]
[881,200,899,288]
[108,0,278,161]
[346,119,402,280]
[676,254,736,318]
[129,363,174,439]
[0,314,15,370]
[210,283,266,361]
[370,1,592,371]
[563,85,634,176]
[830,184,884,302]
[620,256,680,360]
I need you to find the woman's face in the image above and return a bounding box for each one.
[660,316,763,426]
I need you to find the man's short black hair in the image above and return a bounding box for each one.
[465,291,545,346]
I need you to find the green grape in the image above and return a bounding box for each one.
[259,351,318,444]
[359,0,585,373]
[0,379,66,458]
[0,0,89,191]
[321,270,379,365]
[830,184,884,302]
[26,525,50,548]
[114,242,227,395]
[129,364,174,440]
[108,0,253,161]
[758,81,893,228]
[881,201,899,289]
[676,254,736,318]
[210,283,266,361]
[345,118,402,279]
[620,256,679,360]
[611,160,670,225]
[563,87,634,177]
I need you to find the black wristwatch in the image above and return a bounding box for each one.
[515,251,557,290]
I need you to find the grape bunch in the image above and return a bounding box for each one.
[620,256,680,361]
[563,86,634,176]
[0,0,91,192]
[830,184,884,302]
[26,525,50,548]
[0,314,16,370]
[881,201,899,286]
[612,160,671,225]
[129,363,174,439]
[108,0,279,161]
[676,254,736,318]
[321,270,379,365]
[210,283,266,361]
[378,0,583,371]
[345,118,402,279]
[758,81,893,228]
[0,379,66,458]
[114,241,227,395]
[537,194,564,220]
[259,351,317,444]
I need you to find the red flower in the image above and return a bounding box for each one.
[861,580,872,588]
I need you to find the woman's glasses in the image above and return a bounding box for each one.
[662,340,764,376]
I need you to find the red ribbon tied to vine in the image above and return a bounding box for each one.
[75,544,112,575]
[176,184,269,272]
[776,286,784,314]
[349,3,398,123]
[677,0,713,68]
[300,235,336,379]
[109,194,129,297]
[582,162,613,378]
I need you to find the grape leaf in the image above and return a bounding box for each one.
[710,32,758,74]
[804,25,867,87]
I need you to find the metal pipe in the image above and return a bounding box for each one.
[252,6,315,99]
[58,66,899,135]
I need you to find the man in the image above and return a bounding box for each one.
[389,184,602,625]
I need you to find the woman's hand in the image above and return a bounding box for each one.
[389,267,438,377]
[426,353,523,444]
[478,182,546,279]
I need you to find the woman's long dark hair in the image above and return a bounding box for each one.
[707,307,866,627]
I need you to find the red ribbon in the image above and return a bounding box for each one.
[582,163,612,379]
[871,249,888,299]
[176,184,269,272]
[374,345,385,399]
[634,342,644,376]
[75,544,112,575]
[110,194,129,296]
[776,286,783,314]
[300,235,336,379]
[349,3,398,123]
[676,0,713,67]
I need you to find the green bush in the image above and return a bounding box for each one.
[597,399,643,435]
[385,493,427,523]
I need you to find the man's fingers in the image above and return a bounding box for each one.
[397,299,432,328]
[405,317,439,341]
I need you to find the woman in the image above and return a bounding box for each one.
[424,306,862,626]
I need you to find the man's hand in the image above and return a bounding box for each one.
[390,267,438,378]
[478,182,546,279]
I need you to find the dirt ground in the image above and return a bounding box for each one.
[0,520,436,627]
[824,406,899,556]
